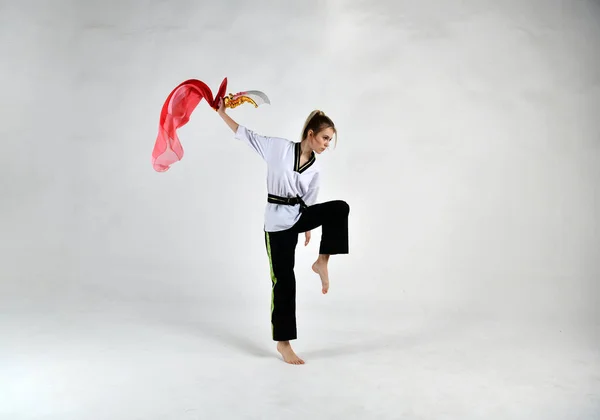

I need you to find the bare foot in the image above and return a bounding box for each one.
[312,259,329,294]
[277,341,305,365]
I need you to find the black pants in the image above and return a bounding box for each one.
[264,200,350,341]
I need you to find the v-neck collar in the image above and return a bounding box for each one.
[294,142,316,173]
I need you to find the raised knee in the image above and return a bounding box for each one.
[338,200,350,216]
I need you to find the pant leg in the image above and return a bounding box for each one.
[292,200,350,255]
[264,229,299,341]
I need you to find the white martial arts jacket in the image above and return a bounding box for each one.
[235,125,320,232]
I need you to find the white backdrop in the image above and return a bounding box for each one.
[1,0,599,419]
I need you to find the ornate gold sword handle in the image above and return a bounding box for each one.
[223,93,259,109]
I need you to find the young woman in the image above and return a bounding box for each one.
[217,98,350,365]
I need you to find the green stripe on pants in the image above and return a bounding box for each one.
[265,232,277,337]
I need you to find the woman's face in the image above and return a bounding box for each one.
[309,127,334,154]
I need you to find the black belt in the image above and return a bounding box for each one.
[268,194,307,211]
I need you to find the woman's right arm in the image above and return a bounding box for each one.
[217,97,273,161]
[217,97,239,133]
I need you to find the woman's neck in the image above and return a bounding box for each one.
[300,139,313,157]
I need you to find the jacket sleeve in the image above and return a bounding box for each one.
[302,171,320,207]
[234,125,273,161]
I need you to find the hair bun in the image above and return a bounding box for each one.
[309,110,322,121]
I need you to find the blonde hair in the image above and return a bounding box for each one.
[300,110,338,148]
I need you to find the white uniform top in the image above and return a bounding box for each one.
[235,124,320,232]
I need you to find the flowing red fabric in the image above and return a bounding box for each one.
[152,78,228,172]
